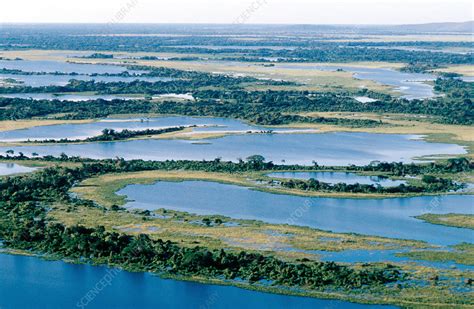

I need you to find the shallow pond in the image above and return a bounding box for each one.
[267,171,406,187]
[0,163,36,175]
[118,181,474,245]
[0,254,390,309]
[0,132,466,166]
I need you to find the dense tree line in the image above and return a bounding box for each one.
[0,164,402,290]
[434,77,474,99]
[277,175,464,194]
[0,86,471,125]
[2,154,471,177]
[346,157,474,176]
[0,76,291,95]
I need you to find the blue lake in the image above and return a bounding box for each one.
[267,171,406,187]
[0,254,391,309]
[0,132,466,166]
[118,181,474,245]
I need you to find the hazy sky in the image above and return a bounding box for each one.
[1,0,472,24]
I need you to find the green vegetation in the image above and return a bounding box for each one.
[1,77,471,126]
[345,157,473,176]
[398,243,474,266]
[2,25,472,65]
[278,175,464,194]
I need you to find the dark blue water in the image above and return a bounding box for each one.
[0,132,465,166]
[118,181,474,245]
[0,254,392,309]
[267,171,406,187]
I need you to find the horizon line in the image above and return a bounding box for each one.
[1,20,473,27]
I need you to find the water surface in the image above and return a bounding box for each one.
[0,132,465,166]
[0,74,173,87]
[0,254,389,309]
[0,163,36,175]
[118,180,474,245]
[279,64,437,100]
[0,116,265,141]
[0,59,143,75]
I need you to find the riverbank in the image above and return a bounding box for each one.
[416,213,474,230]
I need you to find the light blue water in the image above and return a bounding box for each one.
[0,74,173,87]
[0,116,264,141]
[278,64,437,100]
[0,162,36,175]
[118,181,474,245]
[314,249,473,271]
[0,59,142,75]
[0,254,392,309]
[0,132,466,166]
[267,171,406,187]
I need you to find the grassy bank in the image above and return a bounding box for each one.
[416,213,474,230]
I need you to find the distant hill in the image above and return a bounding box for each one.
[383,21,474,33]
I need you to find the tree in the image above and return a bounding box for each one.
[246,155,265,164]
